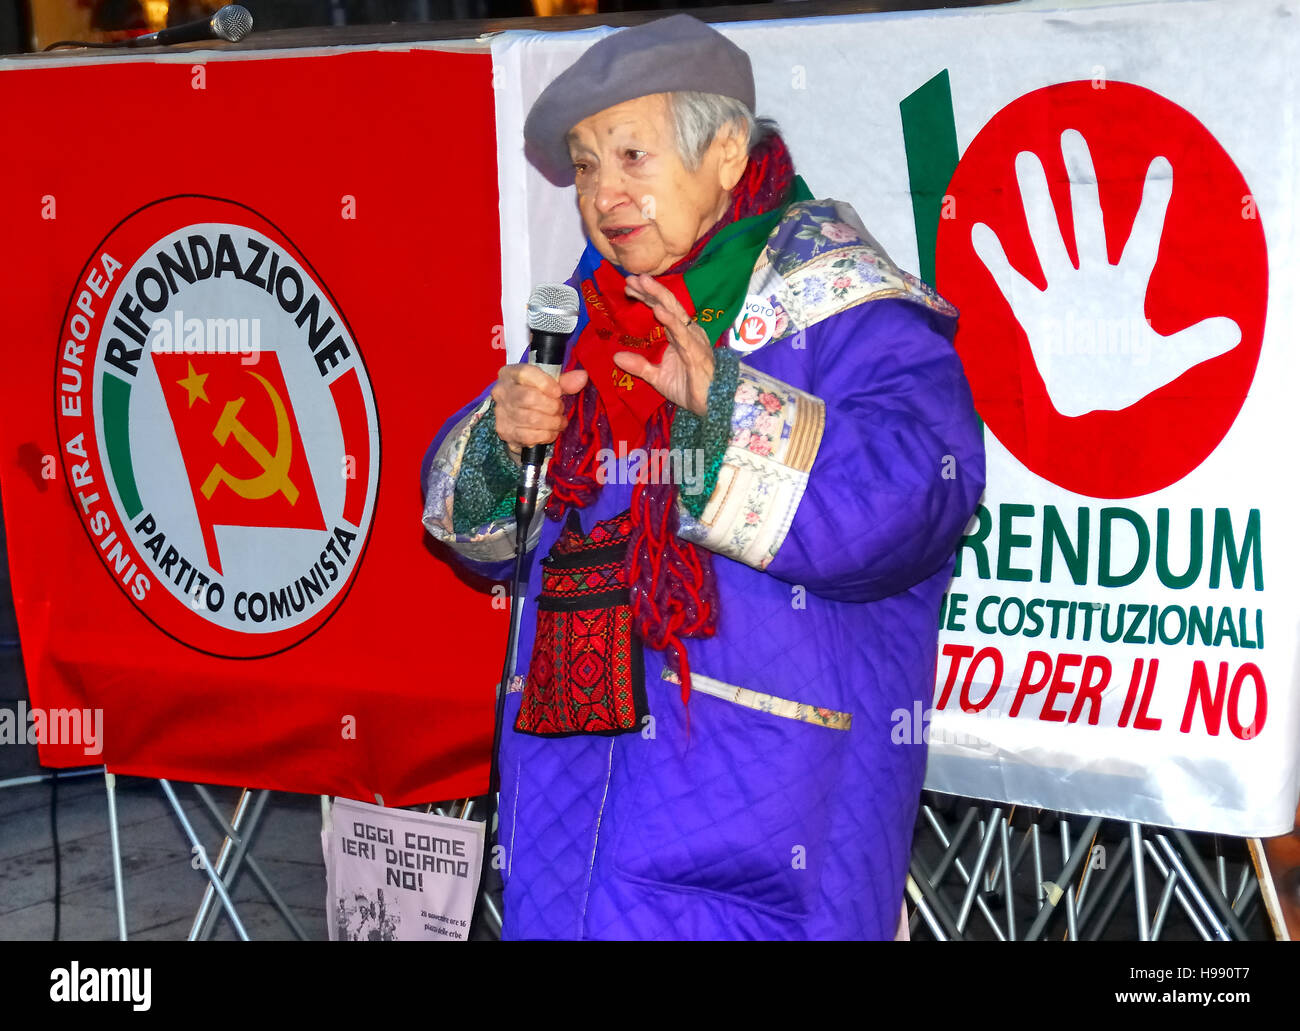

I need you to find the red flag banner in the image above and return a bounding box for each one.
[0,47,507,804]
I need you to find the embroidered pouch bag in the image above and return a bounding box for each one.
[515,508,648,737]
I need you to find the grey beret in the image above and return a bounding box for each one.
[523,13,756,187]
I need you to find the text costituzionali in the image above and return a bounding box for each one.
[941,594,1264,649]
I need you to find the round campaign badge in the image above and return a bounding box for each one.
[935,81,1266,499]
[54,195,381,659]
[728,295,778,352]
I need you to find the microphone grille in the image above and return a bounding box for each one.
[213,5,253,42]
[526,284,580,335]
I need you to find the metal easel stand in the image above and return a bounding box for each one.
[906,792,1267,941]
[188,785,308,941]
[156,780,250,940]
[123,783,504,940]
[102,775,311,941]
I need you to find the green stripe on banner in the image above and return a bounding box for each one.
[901,70,960,288]
[102,374,143,519]
[901,72,984,436]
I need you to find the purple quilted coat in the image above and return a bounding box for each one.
[422,198,985,939]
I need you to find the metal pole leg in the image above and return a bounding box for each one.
[956,807,1002,933]
[1085,861,1134,941]
[908,856,964,939]
[1155,834,1236,940]
[194,789,307,941]
[1150,868,1181,940]
[926,804,979,883]
[1032,822,1044,912]
[1077,837,1130,935]
[189,787,254,941]
[1060,818,1078,940]
[196,791,309,941]
[1000,815,1015,941]
[1024,816,1102,942]
[1167,830,1250,940]
[158,779,249,941]
[104,771,128,941]
[905,874,947,941]
[921,805,1007,939]
[192,790,306,941]
[1131,823,1150,941]
[1143,840,1212,941]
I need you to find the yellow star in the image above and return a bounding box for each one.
[177,362,209,408]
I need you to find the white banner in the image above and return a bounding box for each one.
[492,0,1300,835]
[323,797,483,941]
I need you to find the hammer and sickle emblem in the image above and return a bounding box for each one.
[200,371,300,504]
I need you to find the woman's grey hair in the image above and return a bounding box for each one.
[668,91,780,170]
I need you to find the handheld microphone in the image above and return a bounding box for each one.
[127,4,252,47]
[515,284,580,535]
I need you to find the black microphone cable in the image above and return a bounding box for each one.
[51,767,60,941]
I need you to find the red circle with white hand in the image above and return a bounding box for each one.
[936,80,1267,499]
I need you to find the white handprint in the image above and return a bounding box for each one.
[972,129,1240,417]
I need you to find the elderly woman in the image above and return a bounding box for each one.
[422,14,984,940]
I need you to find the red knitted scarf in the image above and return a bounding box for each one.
[544,133,795,725]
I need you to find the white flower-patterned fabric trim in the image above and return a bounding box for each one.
[422,394,550,564]
[659,668,851,731]
[675,362,824,571]
[730,198,957,358]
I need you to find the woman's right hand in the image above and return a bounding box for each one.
[490,364,589,463]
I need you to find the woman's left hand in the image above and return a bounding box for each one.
[613,274,715,417]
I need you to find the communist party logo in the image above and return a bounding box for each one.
[55,196,380,658]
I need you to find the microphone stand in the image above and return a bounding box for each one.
[468,285,574,939]
[469,449,544,940]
